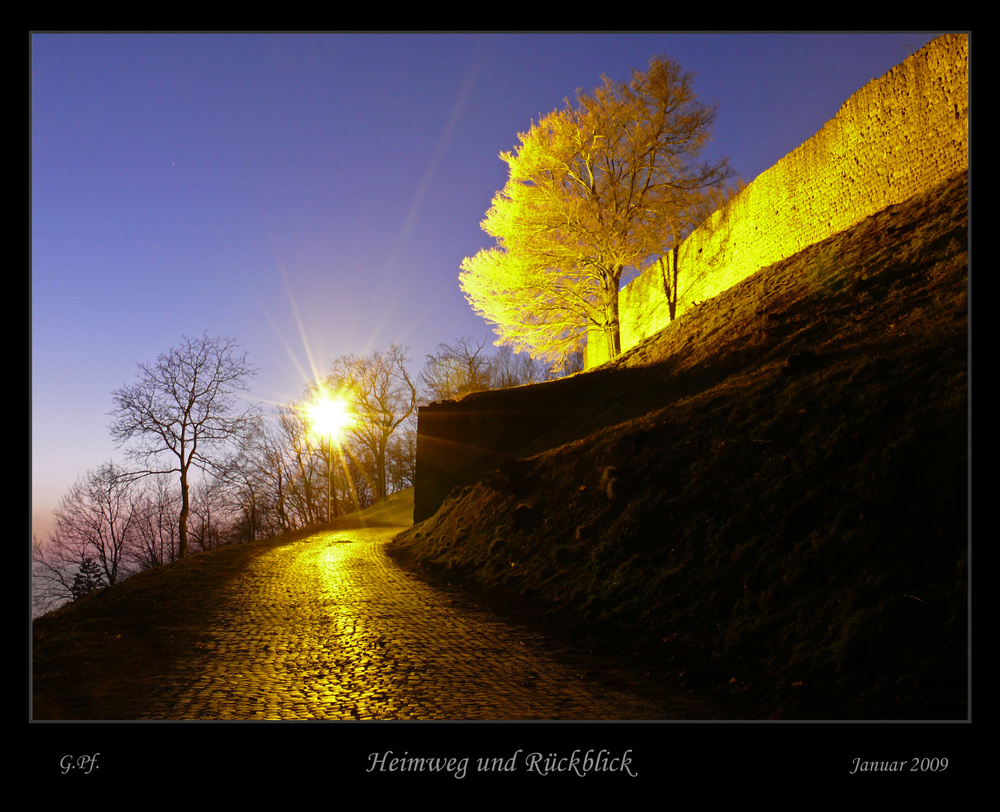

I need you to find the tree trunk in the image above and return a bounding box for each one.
[605,325,620,359]
[603,277,622,359]
[376,438,388,502]
[178,470,189,559]
[277,466,287,531]
[660,249,680,322]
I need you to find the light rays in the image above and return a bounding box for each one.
[251,44,488,405]
[369,47,486,345]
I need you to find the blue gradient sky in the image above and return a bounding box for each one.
[31,31,948,539]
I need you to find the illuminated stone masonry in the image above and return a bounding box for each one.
[586,33,968,367]
[411,34,968,523]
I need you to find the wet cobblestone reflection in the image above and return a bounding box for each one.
[140,527,725,720]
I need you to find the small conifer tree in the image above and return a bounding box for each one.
[70,558,106,600]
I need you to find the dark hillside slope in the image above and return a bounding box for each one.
[389,171,969,720]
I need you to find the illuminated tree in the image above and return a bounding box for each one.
[109,333,258,558]
[270,402,323,526]
[219,415,293,541]
[385,427,417,493]
[460,55,731,365]
[300,387,356,523]
[326,344,416,503]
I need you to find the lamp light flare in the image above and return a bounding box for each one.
[306,394,354,441]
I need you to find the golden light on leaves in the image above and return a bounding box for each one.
[459,55,731,369]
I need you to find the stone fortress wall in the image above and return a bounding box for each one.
[585,33,969,368]
[413,34,969,523]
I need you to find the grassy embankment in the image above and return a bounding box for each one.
[388,171,969,720]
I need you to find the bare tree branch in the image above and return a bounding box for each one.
[108,332,258,558]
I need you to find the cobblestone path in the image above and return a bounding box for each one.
[139,526,727,720]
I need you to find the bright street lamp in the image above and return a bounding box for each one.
[304,391,354,523]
